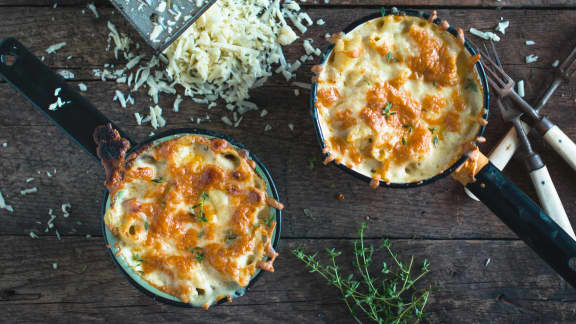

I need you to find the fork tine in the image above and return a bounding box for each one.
[558,44,576,77]
[489,40,504,68]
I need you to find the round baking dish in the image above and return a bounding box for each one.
[101,128,282,308]
[310,9,490,188]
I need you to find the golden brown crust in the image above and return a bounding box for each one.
[257,245,279,272]
[266,196,285,210]
[93,123,131,193]
[451,146,489,185]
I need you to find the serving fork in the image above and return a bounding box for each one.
[486,41,576,239]
[478,44,576,173]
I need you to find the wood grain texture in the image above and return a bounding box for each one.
[1,236,576,323]
[1,8,576,239]
[1,0,575,8]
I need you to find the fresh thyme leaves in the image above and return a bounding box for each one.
[381,7,386,16]
[189,247,204,263]
[432,135,439,146]
[401,137,407,145]
[292,223,431,324]
[144,222,149,231]
[386,51,392,63]
[151,178,163,183]
[226,229,239,242]
[464,79,478,92]
[428,127,435,134]
[309,156,320,170]
[133,254,146,263]
[432,80,436,87]
[382,102,396,120]
[191,192,209,222]
[197,231,205,238]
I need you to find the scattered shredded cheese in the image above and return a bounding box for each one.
[29,231,39,239]
[552,60,560,67]
[0,190,14,212]
[61,203,71,218]
[20,187,38,195]
[78,83,88,92]
[52,263,59,270]
[526,54,539,64]
[495,21,509,35]
[46,42,67,54]
[87,3,99,18]
[525,40,536,46]
[469,28,500,42]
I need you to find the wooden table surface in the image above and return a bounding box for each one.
[2,0,576,322]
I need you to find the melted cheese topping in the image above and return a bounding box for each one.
[315,15,485,184]
[104,135,280,308]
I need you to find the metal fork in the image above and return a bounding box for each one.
[478,44,576,173]
[487,42,576,239]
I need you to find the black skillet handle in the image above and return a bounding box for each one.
[467,162,576,287]
[0,37,134,161]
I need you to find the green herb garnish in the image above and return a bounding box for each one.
[191,192,209,222]
[264,213,275,227]
[225,230,239,242]
[133,254,146,263]
[151,178,163,183]
[464,79,478,92]
[308,156,319,170]
[189,247,204,263]
[432,80,437,87]
[381,7,386,16]
[432,135,439,146]
[386,51,392,63]
[303,208,314,220]
[292,223,431,324]
[197,231,205,238]
[382,102,396,120]
[402,124,413,134]
[428,127,436,133]
[144,222,149,231]
[401,137,407,145]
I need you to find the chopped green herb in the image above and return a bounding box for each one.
[200,191,209,201]
[381,7,386,16]
[225,230,239,241]
[428,127,436,133]
[144,222,149,231]
[264,213,275,227]
[197,231,205,238]
[432,80,437,87]
[386,51,392,63]
[308,156,319,170]
[402,124,413,134]
[382,102,396,120]
[189,248,204,263]
[401,137,407,145]
[151,178,163,183]
[432,135,439,146]
[133,254,146,263]
[464,79,478,92]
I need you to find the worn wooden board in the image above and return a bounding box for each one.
[1,236,575,323]
[1,0,575,8]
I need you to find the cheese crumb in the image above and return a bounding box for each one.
[78,83,88,92]
[288,123,294,131]
[46,42,67,54]
[29,232,39,239]
[552,60,560,67]
[495,21,509,34]
[469,28,500,42]
[316,19,325,26]
[525,40,536,46]
[526,54,539,64]
[264,124,272,131]
[52,263,58,270]
[20,187,38,195]
[87,3,99,18]
[26,178,34,182]
[0,190,14,212]
[61,203,71,218]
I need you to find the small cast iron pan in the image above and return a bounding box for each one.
[0,37,282,307]
[310,10,576,287]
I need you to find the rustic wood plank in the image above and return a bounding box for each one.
[2,8,576,239]
[1,236,575,323]
[1,7,575,81]
[1,0,575,9]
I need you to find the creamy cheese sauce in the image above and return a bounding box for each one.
[104,135,280,308]
[315,15,485,184]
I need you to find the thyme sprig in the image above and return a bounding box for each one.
[292,223,431,324]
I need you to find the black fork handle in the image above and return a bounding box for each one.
[0,37,134,161]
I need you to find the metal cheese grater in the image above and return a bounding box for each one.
[109,0,217,53]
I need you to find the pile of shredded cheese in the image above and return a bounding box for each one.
[97,0,321,130]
